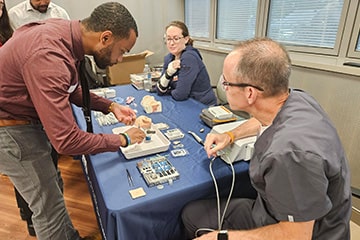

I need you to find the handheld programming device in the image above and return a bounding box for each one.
[211,121,257,164]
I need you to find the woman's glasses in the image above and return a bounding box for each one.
[164,36,184,44]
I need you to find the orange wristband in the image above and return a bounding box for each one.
[225,131,235,144]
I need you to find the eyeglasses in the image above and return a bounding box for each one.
[164,36,184,44]
[221,75,264,91]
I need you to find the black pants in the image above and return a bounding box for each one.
[181,198,257,239]
[14,146,61,222]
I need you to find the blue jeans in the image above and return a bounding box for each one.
[0,124,80,240]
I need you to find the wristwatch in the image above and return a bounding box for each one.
[217,230,228,240]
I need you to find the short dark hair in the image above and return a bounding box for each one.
[81,2,138,39]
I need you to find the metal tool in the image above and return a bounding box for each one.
[126,168,134,187]
[188,131,204,146]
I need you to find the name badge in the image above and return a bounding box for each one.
[67,83,78,93]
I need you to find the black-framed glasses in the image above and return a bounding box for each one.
[220,75,264,91]
[164,36,184,44]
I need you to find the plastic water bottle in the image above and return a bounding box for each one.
[143,64,152,91]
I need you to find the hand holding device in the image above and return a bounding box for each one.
[204,133,229,158]
[124,127,146,145]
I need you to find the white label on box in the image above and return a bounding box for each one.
[208,106,233,119]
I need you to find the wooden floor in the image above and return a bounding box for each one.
[0,155,100,240]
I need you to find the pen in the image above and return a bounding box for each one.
[126,168,134,187]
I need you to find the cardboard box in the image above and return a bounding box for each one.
[107,50,153,85]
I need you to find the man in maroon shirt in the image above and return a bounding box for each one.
[0,2,145,240]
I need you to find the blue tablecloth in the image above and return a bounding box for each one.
[72,85,256,240]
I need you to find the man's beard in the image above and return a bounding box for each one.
[34,4,49,13]
[93,45,113,69]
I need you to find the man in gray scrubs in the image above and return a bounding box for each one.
[182,38,351,240]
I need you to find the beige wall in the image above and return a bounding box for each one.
[290,67,360,190]
[7,0,183,65]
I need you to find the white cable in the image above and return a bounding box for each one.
[220,161,235,228]
[194,156,236,237]
[209,156,221,229]
[194,228,215,237]
[194,157,217,237]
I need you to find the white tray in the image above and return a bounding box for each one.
[112,124,170,159]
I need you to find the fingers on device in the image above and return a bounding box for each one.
[211,121,257,164]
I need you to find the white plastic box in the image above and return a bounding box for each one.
[112,124,170,159]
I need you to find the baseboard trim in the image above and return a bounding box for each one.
[352,206,360,225]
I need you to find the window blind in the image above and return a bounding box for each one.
[216,0,258,41]
[267,0,344,48]
[185,0,210,38]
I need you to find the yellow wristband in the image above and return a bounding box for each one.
[225,131,235,144]
[108,102,115,113]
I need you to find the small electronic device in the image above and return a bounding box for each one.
[217,230,228,240]
[90,88,116,98]
[164,128,185,140]
[208,106,233,119]
[171,149,188,157]
[200,108,237,127]
[126,96,135,104]
[136,155,180,187]
[153,122,169,130]
[211,121,257,164]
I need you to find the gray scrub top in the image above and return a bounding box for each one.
[249,89,351,240]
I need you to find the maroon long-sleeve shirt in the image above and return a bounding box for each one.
[0,19,121,155]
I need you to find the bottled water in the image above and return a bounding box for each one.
[143,64,152,91]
